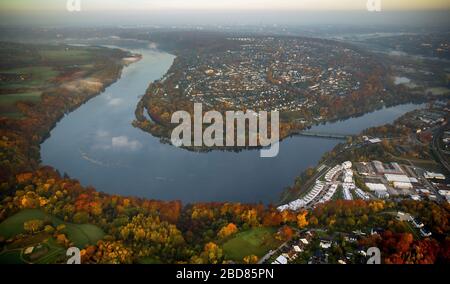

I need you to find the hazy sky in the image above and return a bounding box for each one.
[1,1,448,28]
[1,0,450,11]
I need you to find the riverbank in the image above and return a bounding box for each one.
[279,102,449,205]
[42,57,427,205]
[1,42,448,265]
[0,43,138,183]
[26,41,443,205]
[132,34,437,151]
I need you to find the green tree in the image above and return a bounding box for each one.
[24,219,44,234]
[73,211,90,224]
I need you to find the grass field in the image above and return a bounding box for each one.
[0,43,123,119]
[0,46,97,119]
[0,209,105,248]
[0,92,42,104]
[39,49,92,63]
[33,238,67,264]
[0,237,67,264]
[0,92,42,118]
[65,224,106,248]
[222,227,282,261]
[0,209,105,264]
[0,65,57,117]
[0,249,25,264]
[0,66,58,88]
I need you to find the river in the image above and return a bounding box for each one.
[41,48,423,204]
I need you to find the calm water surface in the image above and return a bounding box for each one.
[41,48,423,204]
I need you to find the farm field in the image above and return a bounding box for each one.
[38,49,91,63]
[0,43,110,118]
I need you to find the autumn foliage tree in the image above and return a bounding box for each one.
[194,242,223,264]
[23,219,44,234]
[243,254,259,264]
[118,214,185,260]
[276,225,294,241]
[359,231,442,264]
[296,211,309,228]
[94,240,133,264]
[217,223,238,239]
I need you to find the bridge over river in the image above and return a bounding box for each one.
[298,131,353,140]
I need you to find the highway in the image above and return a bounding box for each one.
[431,125,450,174]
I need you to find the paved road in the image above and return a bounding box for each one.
[431,125,450,174]
[258,241,289,264]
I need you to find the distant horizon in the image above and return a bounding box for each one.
[1,9,449,28]
[1,0,450,12]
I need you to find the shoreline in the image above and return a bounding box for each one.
[134,101,426,157]
[1,42,444,205]
[0,44,141,182]
[36,52,143,164]
[132,34,435,151]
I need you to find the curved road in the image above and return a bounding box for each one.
[431,125,450,174]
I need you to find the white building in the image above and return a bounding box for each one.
[293,246,303,253]
[343,169,354,183]
[273,255,288,264]
[368,138,382,144]
[393,181,413,190]
[409,177,419,183]
[424,172,446,180]
[355,188,370,200]
[366,183,387,191]
[374,190,390,199]
[320,241,332,249]
[325,165,342,182]
[316,184,338,205]
[278,181,325,211]
[342,161,352,170]
[410,195,421,201]
[384,174,411,183]
[366,183,389,199]
[300,238,309,245]
[343,186,353,200]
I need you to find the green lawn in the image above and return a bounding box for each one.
[0,91,42,118]
[222,227,282,262]
[0,92,42,104]
[33,238,67,264]
[0,209,105,248]
[137,257,163,264]
[0,209,52,238]
[0,112,24,119]
[0,237,67,264]
[0,66,58,88]
[0,66,55,118]
[0,249,26,264]
[0,45,104,119]
[64,224,105,248]
[39,49,92,63]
